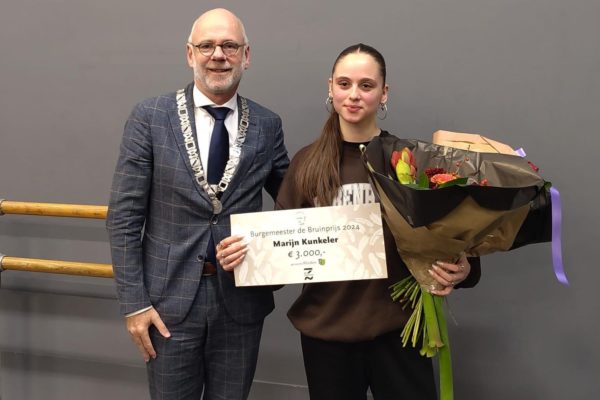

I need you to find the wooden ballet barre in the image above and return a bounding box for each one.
[0,200,107,219]
[0,199,112,278]
[0,255,113,278]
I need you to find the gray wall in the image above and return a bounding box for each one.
[1,0,598,399]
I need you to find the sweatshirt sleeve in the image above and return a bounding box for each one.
[455,257,481,289]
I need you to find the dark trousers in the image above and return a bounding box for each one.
[147,276,263,400]
[301,330,436,400]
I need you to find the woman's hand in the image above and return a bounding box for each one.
[428,253,471,296]
[216,235,248,271]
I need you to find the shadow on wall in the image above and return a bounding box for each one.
[1,351,148,400]
[450,324,545,400]
[0,219,108,242]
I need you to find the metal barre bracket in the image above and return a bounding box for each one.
[0,252,5,272]
[0,199,5,216]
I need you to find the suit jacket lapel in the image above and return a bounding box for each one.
[168,83,213,207]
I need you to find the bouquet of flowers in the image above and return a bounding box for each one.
[361,133,558,400]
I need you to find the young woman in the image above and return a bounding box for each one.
[274,44,481,400]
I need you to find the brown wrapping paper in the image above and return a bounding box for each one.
[372,177,531,291]
[363,134,547,291]
[432,130,518,155]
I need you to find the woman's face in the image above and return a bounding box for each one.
[329,52,388,126]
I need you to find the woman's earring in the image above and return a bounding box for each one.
[377,102,388,120]
[325,95,333,113]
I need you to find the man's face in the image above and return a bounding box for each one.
[187,12,249,102]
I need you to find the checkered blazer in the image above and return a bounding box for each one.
[106,83,290,325]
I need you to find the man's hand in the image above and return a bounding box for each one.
[126,307,171,362]
[216,235,248,271]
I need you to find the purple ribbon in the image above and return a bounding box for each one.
[515,148,527,157]
[516,147,567,285]
[550,187,568,285]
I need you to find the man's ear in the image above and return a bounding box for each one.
[186,44,194,68]
[243,45,251,69]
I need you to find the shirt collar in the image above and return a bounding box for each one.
[192,85,238,112]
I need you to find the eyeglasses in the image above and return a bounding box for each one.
[190,41,246,57]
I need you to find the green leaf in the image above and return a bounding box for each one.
[422,291,443,348]
[418,172,430,189]
[403,183,430,190]
[434,296,454,400]
[438,177,468,188]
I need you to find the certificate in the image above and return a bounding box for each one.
[230,203,387,286]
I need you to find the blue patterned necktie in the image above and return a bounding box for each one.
[203,106,230,184]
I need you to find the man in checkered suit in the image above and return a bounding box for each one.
[106,8,289,400]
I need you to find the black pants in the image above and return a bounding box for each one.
[301,331,436,400]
